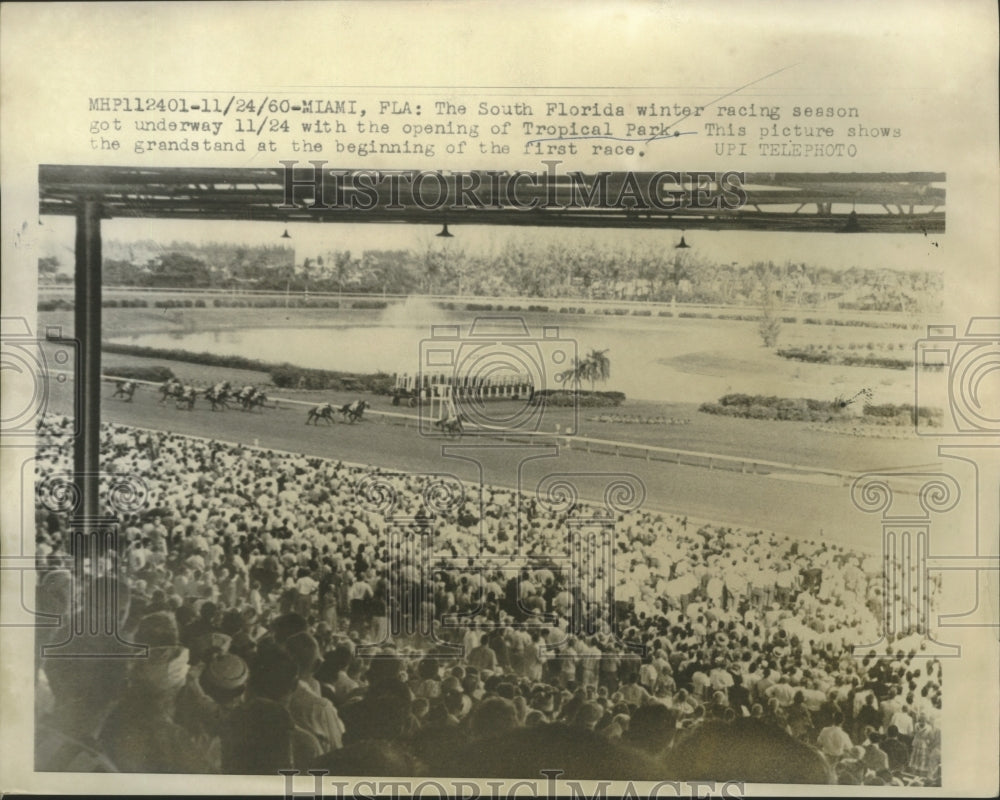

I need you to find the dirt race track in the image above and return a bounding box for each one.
[34,374,938,553]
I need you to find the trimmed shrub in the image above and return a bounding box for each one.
[778,348,913,371]
[705,393,844,423]
[702,393,944,427]
[531,389,626,408]
[38,299,73,312]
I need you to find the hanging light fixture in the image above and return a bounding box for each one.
[674,230,691,249]
[839,209,862,233]
[436,223,454,238]
[281,227,292,239]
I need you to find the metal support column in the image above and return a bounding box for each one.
[73,199,102,518]
[44,198,142,657]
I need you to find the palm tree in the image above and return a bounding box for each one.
[584,349,611,391]
[334,250,352,303]
[558,357,586,390]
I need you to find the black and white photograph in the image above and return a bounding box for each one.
[2,2,997,798]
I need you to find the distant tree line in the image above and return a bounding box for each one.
[39,239,944,311]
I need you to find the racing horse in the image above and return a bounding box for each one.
[241,389,270,412]
[111,379,137,402]
[159,378,183,404]
[235,385,262,411]
[204,381,232,411]
[434,412,468,438]
[306,403,336,425]
[338,399,369,423]
[176,385,197,411]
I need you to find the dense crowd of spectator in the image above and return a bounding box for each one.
[33,414,941,784]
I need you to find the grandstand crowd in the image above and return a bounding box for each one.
[33,414,942,784]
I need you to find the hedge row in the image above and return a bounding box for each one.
[103,299,151,308]
[40,298,162,310]
[270,365,395,393]
[39,297,389,312]
[154,299,207,309]
[531,389,626,407]
[456,303,553,313]
[701,394,846,422]
[801,317,917,330]
[864,403,942,422]
[38,299,74,312]
[700,393,942,425]
[101,342,395,394]
[777,349,915,371]
[791,342,911,353]
[106,365,176,382]
[209,298,341,309]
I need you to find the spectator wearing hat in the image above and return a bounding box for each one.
[222,647,319,773]
[284,631,345,753]
[179,652,250,767]
[100,645,214,773]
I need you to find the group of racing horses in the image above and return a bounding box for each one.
[111,379,272,412]
[163,379,270,412]
[111,378,371,424]
[111,378,467,433]
[304,400,370,425]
